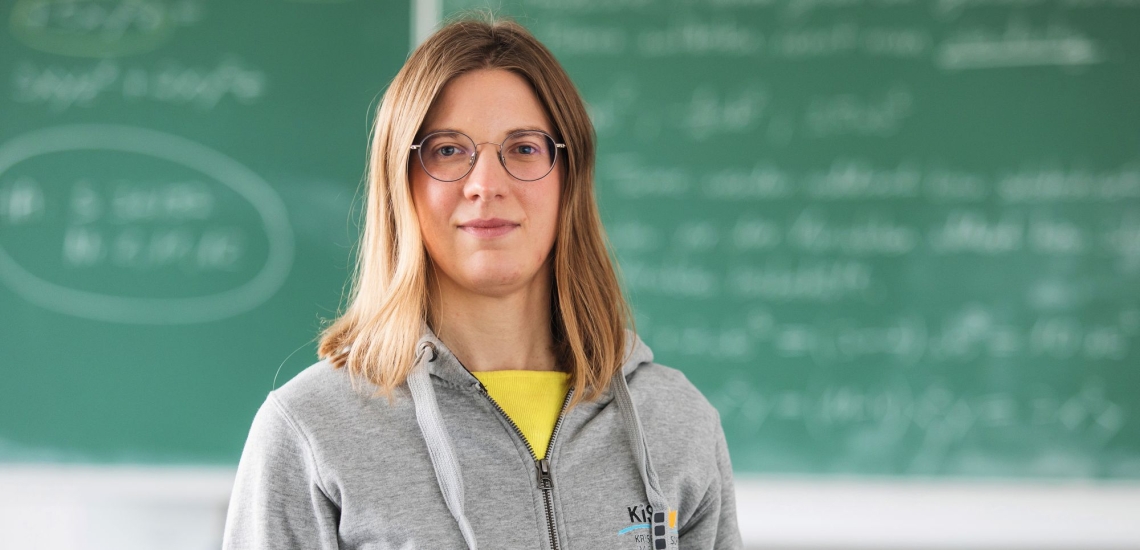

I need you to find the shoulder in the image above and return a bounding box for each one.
[266,358,408,438]
[272,358,360,408]
[625,361,721,431]
[622,361,729,513]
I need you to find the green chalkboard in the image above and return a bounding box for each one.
[438,1,1140,478]
[0,0,409,463]
[3,0,1139,479]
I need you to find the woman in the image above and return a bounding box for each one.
[223,15,742,550]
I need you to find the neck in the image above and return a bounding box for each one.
[427,265,560,373]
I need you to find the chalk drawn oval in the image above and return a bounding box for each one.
[10,0,177,58]
[0,125,294,324]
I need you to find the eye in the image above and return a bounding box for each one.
[429,142,473,160]
[506,139,546,157]
[421,132,473,160]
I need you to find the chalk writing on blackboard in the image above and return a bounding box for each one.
[10,0,205,57]
[13,56,267,112]
[0,125,293,324]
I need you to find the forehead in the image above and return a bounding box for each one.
[420,68,555,140]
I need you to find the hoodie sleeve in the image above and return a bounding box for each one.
[222,394,341,550]
[678,410,744,549]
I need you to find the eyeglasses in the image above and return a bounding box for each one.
[410,130,565,182]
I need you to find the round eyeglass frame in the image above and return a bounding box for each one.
[409,130,566,182]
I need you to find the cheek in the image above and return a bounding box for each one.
[534,179,562,255]
[410,175,449,252]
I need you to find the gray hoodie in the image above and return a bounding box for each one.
[222,325,743,549]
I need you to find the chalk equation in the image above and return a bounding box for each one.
[10,0,205,57]
[524,10,1119,71]
[12,56,268,112]
[644,304,1138,364]
[0,125,294,324]
[609,200,1139,304]
[601,156,1140,204]
[711,376,1130,475]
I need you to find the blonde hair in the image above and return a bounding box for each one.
[316,13,635,408]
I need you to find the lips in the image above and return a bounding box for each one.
[459,218,519,238]
[460,218,518,228]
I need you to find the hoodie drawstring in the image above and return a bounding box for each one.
[612,363,671,515]
[407,341,478,549]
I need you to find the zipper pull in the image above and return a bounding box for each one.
[537,458,553,489]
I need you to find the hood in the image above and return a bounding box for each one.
[405,322,667,550]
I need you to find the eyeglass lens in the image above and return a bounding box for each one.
[417,131,557,182]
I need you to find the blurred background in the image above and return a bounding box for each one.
[1,0,1138,548]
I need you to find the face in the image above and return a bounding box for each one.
[410,69,563,298]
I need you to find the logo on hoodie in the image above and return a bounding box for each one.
[618,504,677,548]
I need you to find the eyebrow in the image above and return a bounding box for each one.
[419,126,554,140]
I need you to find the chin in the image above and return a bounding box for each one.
[465,271,526,294]
[462,267,532,296]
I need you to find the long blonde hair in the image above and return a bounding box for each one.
[317,13,635,409]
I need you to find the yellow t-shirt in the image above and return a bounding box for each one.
[471,370,571,459]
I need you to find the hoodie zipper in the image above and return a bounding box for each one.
[477,382,574,550]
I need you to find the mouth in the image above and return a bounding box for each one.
[459,218,520,238]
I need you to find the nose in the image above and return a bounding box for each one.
[463,142,510,201]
